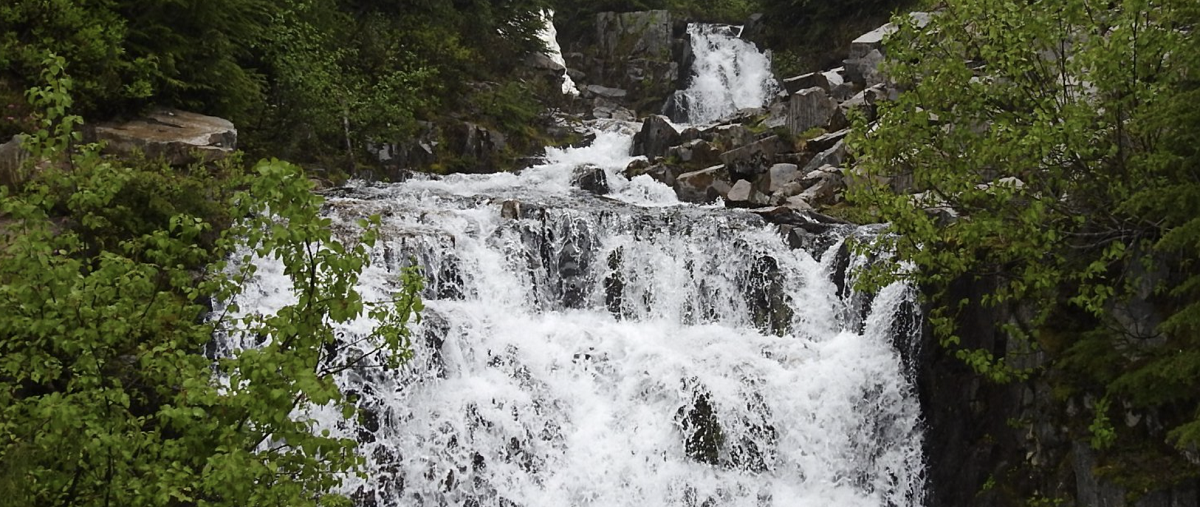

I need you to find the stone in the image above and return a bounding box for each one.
[0,135,30,187]
[631,115,681,160]
[725,179,769,208]
[596,10,672,60]
[848,23,897,61]
[526,52,565,72]
[586,84,628,99]
[93,109,236,165]
[500,200,522,219]
[719,136,791,179]
[845,49,886,87]
[675,165,732,203]
[801,140,847,173]
[703,123,754,150]
[764,163,800,193]
[445,122,507,173]
[787,87,837,135]
[807,128,849,152]
[797,169,845,206]
[668,139,720,168]
[572,164,610,195]
[782,72,832,95]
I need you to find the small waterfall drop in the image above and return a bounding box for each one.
[215,18,925,507]
[669,24,780,124]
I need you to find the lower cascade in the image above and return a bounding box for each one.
[216,128,927,506]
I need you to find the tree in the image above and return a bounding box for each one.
[0,55,423,507]
[848,0,1200,488]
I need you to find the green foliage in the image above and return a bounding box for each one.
[0,57,422,506]
[848,0,1200,478]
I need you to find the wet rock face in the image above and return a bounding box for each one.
[631,115,681,160]
[92,109,236,165]
[572,164,610,195]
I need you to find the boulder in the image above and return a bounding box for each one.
[93,109,236,165]
[719,136,790,179]
[572,164,610,195]
[0,135,30,187]
[845,49,886,88]
[586,84,629,99]
[801,139,848,173]
[787,87,838,135]
[668,139,721,167]
[445,122,507,173]
[782,72,833,95]
[632,115,681,160]
[807,128,849,152]
[703,123,754,151]
[797,169,845,206]
[625,159,683,187]
[596,10,672,60]
[763,163,800,193]
[675,165,732,203]
[526,52,566,73]
[725,179,769,208]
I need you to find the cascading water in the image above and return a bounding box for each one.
[668,24,780,124]
[215,19,925,507]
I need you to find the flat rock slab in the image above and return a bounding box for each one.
[94,109,236,165]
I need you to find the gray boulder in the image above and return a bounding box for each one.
[596,10,672,59]
[801,140,848,173]
[787,87,838,135]
[675,165,732,203]
[93,109,236,165]
[808,129,849,152]
[725,179,769,208]
[632,115,681,160]
[0,135,30,188]
[720,136,791,179]
[763,163,800,193]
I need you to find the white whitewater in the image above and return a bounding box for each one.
[538,10,579,96]
[215,20,925,507]
[674,24,780,124]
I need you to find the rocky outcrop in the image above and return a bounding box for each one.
[91,109,236,165]
[631,115,680,159]
[566,10,683,116]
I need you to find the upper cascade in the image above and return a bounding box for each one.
[668,23,780,124]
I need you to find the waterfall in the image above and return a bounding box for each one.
[215,19,925,507]
[669,24,780,124]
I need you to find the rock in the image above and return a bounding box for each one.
[764,163,800,193]
[526,52,565,72]
[787,87,837,135]
[596,10,672,60]
[0,135,31,187]
[586,84,628,99]
[807,128,849,152]
[500,200,522,219]
[93,109,236,165]
[848,23,897,61]
[720,136,790,179]
[845,49,887,88]
[675,165,732,203]
[566,67,586,82]
[623,158,652,178]
[782,72,833,95]
[801,140,847,173]
[703,123,754,151]
[445,122,507,173]
[725,179,769,208]
[572,164,610,195]
[371,121,438,174]
[631,115,681,160]
[668,139,721,168]
[678,389,724,466]
[797,168,845,206]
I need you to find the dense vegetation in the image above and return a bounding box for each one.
[0,0,554,171]
[0,58,423,506]
[850,0,1200,497]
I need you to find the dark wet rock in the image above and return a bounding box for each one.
[572,164,610,195]
[678,388,724,466]
[632,115,681,160]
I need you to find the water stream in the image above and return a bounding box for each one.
[215,21,925,507]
